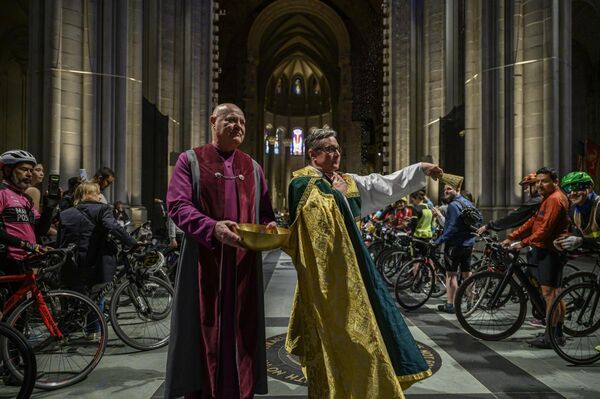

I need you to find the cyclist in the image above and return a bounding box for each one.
[554,171,600,252]
[432,180,477,313]
[392,196,412,232]
[409,191,434,240]
[477,172,541,235]
[502,167,570,349]
[0,150,56,276]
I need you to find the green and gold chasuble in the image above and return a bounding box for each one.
[282,166,431,399]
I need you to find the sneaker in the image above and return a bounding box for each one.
[526,318,546,328]
[437,303,455,314]
[528,336,552,349]
[85,332,99,342]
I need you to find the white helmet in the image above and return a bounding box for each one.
[0,150,37,168]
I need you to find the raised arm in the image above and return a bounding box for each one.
[349,163,427,218]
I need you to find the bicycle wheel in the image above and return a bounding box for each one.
[367,240,386,262]
[455,270,493,318]
[562,271,596,288]
[6,290,107,390]
[0,322,36,399]
[110,275,173,350]
[562,263,580,280]
[431,268,447,299]
[548,282,600,365]
[455,271,527,341]
[377,248,407,286]
[394,259,435,310]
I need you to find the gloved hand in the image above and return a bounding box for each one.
[554,235,583,251]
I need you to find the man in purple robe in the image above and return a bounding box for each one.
[165,103,275,399]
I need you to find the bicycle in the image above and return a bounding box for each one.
[0,322,36,399]
[547,260,600,365]
[394,239,446,310]
[90,242,174,351]
[0,246,107,389]
[454,243,557,341]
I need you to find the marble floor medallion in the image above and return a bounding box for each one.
[265,333,442,387]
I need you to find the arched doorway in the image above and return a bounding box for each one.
[246,0,351,210]
[263,56,332,210]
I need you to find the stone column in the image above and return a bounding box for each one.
[267,142,276,209]
[127,0,143,206]
[43,0,63,176]
[522,0,548,173]
[114,0,129,203]
[388,0,412,171]
[281,139,292,210]
[512,0,525,204]
[424,0,445,199]
[521,0,571,175]
[243,57,259,157]
[464,0,483,205]
[81,0,96,176]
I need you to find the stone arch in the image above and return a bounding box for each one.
[244,0,355,210]
[247,0,351,64]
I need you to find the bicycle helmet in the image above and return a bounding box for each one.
[0,150,37,168]
[518,172,537,186]
[560,171,594,190]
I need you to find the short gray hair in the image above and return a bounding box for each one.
[305,128,337,151]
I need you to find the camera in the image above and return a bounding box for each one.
[48,174,60,199]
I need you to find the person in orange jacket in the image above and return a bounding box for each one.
[502,166,570,349]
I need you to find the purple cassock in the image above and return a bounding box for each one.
[164,144,275,399]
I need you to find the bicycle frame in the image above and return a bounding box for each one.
[92,250,155,316]
[488,259,547,318]
[0,272,64,339]
[574,277,600,328]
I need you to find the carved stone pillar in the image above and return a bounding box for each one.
[464,0,483,204]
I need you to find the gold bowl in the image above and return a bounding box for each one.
[237,223,290,251]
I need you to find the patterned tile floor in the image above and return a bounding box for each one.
[26,250,600,399]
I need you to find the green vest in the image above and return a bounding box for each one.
[414,204,433,239]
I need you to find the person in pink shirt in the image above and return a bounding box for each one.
[0,150,56,275]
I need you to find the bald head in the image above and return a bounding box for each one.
[210,103,246,151]
[212,103,243,118]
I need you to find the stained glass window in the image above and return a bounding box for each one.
[293,78,302,95]
[292,128,304,155]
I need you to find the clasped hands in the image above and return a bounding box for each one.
[213,220,278,250]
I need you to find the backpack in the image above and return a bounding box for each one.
[454,197,483,230]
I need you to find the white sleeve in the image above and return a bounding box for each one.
[349,163,427,218]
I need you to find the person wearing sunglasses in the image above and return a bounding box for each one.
[554,171,599,252]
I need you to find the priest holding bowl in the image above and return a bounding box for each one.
[164,103,279,399]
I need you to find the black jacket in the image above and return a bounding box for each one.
[486,196,542,232]
[58,201,136,285]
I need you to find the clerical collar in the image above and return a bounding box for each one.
[308,165,335,182]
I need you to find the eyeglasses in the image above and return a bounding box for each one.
[561,183,589,194]
[316,145,342,154]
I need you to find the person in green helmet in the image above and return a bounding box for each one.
[554,171,599,252]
